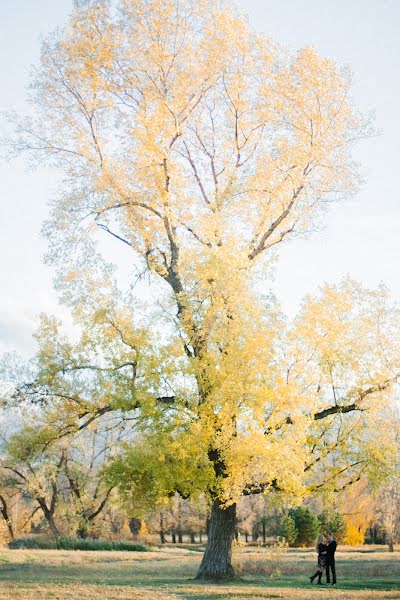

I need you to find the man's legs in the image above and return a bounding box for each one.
[331,560,336,585]
[326,562,331,584]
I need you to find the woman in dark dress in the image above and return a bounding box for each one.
[309,534,327,584]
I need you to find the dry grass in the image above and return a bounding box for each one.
[0,544,399,599]
[0,583,399,600]
[0,583,176,600]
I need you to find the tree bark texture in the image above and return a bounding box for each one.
[196,500,236,580]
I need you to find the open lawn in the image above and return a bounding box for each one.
[0,545,399,599]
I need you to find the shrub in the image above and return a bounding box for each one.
[9,537,57,550]
[9,536,149,552]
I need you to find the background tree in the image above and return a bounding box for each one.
[10,0,398,580]
[331,478,373,545]
[318,509,346,543]
[374,406,400,551]
[1,435,65,537]
[377,479,400,552]
[237,496,266,543]
[0,351,122,540]
[61,430,116,539]
[289,507,319,547]
[276,514,298,547]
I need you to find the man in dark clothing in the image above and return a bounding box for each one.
[326,533,337,585]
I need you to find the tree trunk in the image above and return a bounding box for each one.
[178,530,183,543]
[46,513,60,537]
[0,495,14,540]
[40,505,60,537]
[252,523,259,541]
[37,488,60,538]
[388,538,394,552]
[159,513,166,544]
[190,532,196,544]
[245,532,248,543]
[195,500,236,580]
[262,520,266,544]
[171,531,176,544]
[129,517,142,539]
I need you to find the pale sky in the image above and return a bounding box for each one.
[1,0,400,356]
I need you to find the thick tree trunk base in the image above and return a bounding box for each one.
[195,500,237,581]
[195,571,237,582]
[194,572,242,582]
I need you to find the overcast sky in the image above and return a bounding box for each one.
[1,0,400,356]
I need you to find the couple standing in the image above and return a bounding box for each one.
[310,533,337,586]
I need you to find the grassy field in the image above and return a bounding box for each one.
[0,544,399,599]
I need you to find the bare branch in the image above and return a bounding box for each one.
[248,185,304,260]
[97,223,133,248]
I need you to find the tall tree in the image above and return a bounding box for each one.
[374,407,400,551]
[1,434,65,537]
[11,0,398,579]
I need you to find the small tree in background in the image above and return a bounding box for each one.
[340,478,374,545]
[289,507,320,547]
[344,522,365,545]
[319,509,347,543]
[276,514,298,547]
